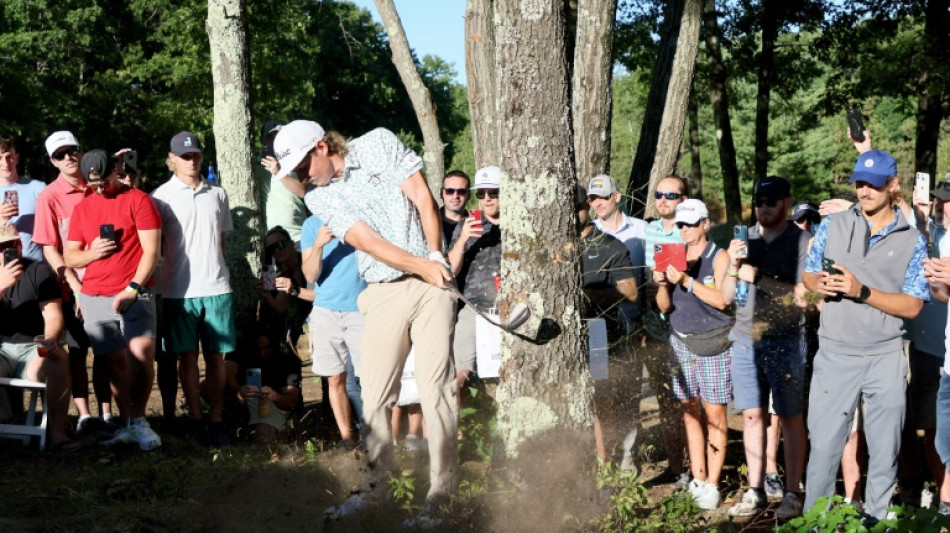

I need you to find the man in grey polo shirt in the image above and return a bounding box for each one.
[803,143,929,522]
[274,120,456,526]
[152,131,236,447]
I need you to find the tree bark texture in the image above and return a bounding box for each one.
[752,0,777,225]
[702,0,741,223]
[206,0,261,353]
[687,78,703,200]
[624,0,700,219]
[465,0,501,169]
[571,0,617,185]
[645,0,700,218]
[494,0,593,464]
[374,0,445,197]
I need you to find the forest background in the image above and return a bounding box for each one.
[3,0,949,221]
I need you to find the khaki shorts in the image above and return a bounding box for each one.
[309,307,363,377]
[451,305,477,373]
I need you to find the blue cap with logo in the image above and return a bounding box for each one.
[849,150,897,188]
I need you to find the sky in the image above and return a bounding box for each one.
[349,0,467,84]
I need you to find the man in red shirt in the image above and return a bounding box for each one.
[64,150,162,450]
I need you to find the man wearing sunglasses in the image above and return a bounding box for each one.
[152,131,235,447]
[723,176,811,521]
[440,170,470,248]
[64,150,162,451]
[274,120,457,527]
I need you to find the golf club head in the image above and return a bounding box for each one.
[504,302,531,331]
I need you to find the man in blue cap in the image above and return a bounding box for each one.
[801,131,929,522]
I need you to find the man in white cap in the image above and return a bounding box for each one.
[34,132,117,438]
[273,120,456,526]
[447,166,502,408]
[152,131,236,447]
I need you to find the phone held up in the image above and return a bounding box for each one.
[654,243,687,273]
[822,257,842,275]
[914,172,931,205]
[2,247,17,266]
[847,108,865,142]
[733,225,749,258]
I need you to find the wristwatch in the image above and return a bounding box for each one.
[289,285,300,297]
[857,284,871,301]
[127,281,142,295]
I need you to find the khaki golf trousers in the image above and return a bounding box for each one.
[358,276,459,502]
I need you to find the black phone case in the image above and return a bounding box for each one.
[847,109,865,142]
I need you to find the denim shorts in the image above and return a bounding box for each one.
[731,332,806,417]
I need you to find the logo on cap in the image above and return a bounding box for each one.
[184,137,192,147]
[865,159,874,168]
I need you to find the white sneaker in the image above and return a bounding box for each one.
[728,488,766,517]
[325,489,384,520]
[404,434,428,453]
[689,480,720,511]
[921,483,935,509]
[775,491,804,522]
[128,418,162,451]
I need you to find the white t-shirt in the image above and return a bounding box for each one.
[151,176,233,298]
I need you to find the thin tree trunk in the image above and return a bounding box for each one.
[625,0,686,218]
[625,0,700,219]
[752,0,777,224]
[645,0,701,218]
[206,0,260,352]
[494,0,593,483]
[702,0,741,223]
[465,0,500,169]
[572,0,617,184]
[687,78,703,200]
[914,0,949,181]
[374,0,445,196]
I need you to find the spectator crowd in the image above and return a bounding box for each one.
[2,119,950,528]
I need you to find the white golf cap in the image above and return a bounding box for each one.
[674,199,709,225]
[472,166,501,189]
[45,131,80,156]
[273,120,326,180]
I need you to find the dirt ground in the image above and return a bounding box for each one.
[6,336,784,532]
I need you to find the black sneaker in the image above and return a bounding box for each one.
[182,418,206,443]
[208,422,230,447]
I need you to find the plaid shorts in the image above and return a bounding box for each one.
[669,333,733,404]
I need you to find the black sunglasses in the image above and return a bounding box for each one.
[442,188,468,196]
[266,240,291,254]
[475,190,499,200]
[754,197,784,208]
[51,147,80,161]
[655,191,683,200]
[675,220,702,229]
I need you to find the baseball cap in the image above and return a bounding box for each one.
[273,120,326,180]
[587,174,618,197]
[754,176,791,199]
[791,200,820,223]
[170,131,203,156]
[849,150,897,188]
[45,131,80,157]
[932,180,950,201]
[0,221,19,244]
[472,166,501,189]
[674,199,709,225]
[80,150,114,183]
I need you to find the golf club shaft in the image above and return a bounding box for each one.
[447,284,510,330]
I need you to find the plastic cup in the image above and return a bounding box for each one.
[33,336,53,357]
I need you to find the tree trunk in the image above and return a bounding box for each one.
[624,0,701,219]
[687,78,703,200]
[494,0,593,489]
[374,0,445,196]
[702,0,741,223]
[206,0,260,353]
[465,0,500,169]
[645,0,701,218]
[571,0,617,185]
[915,0,949,181]
[752,0,777,224]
